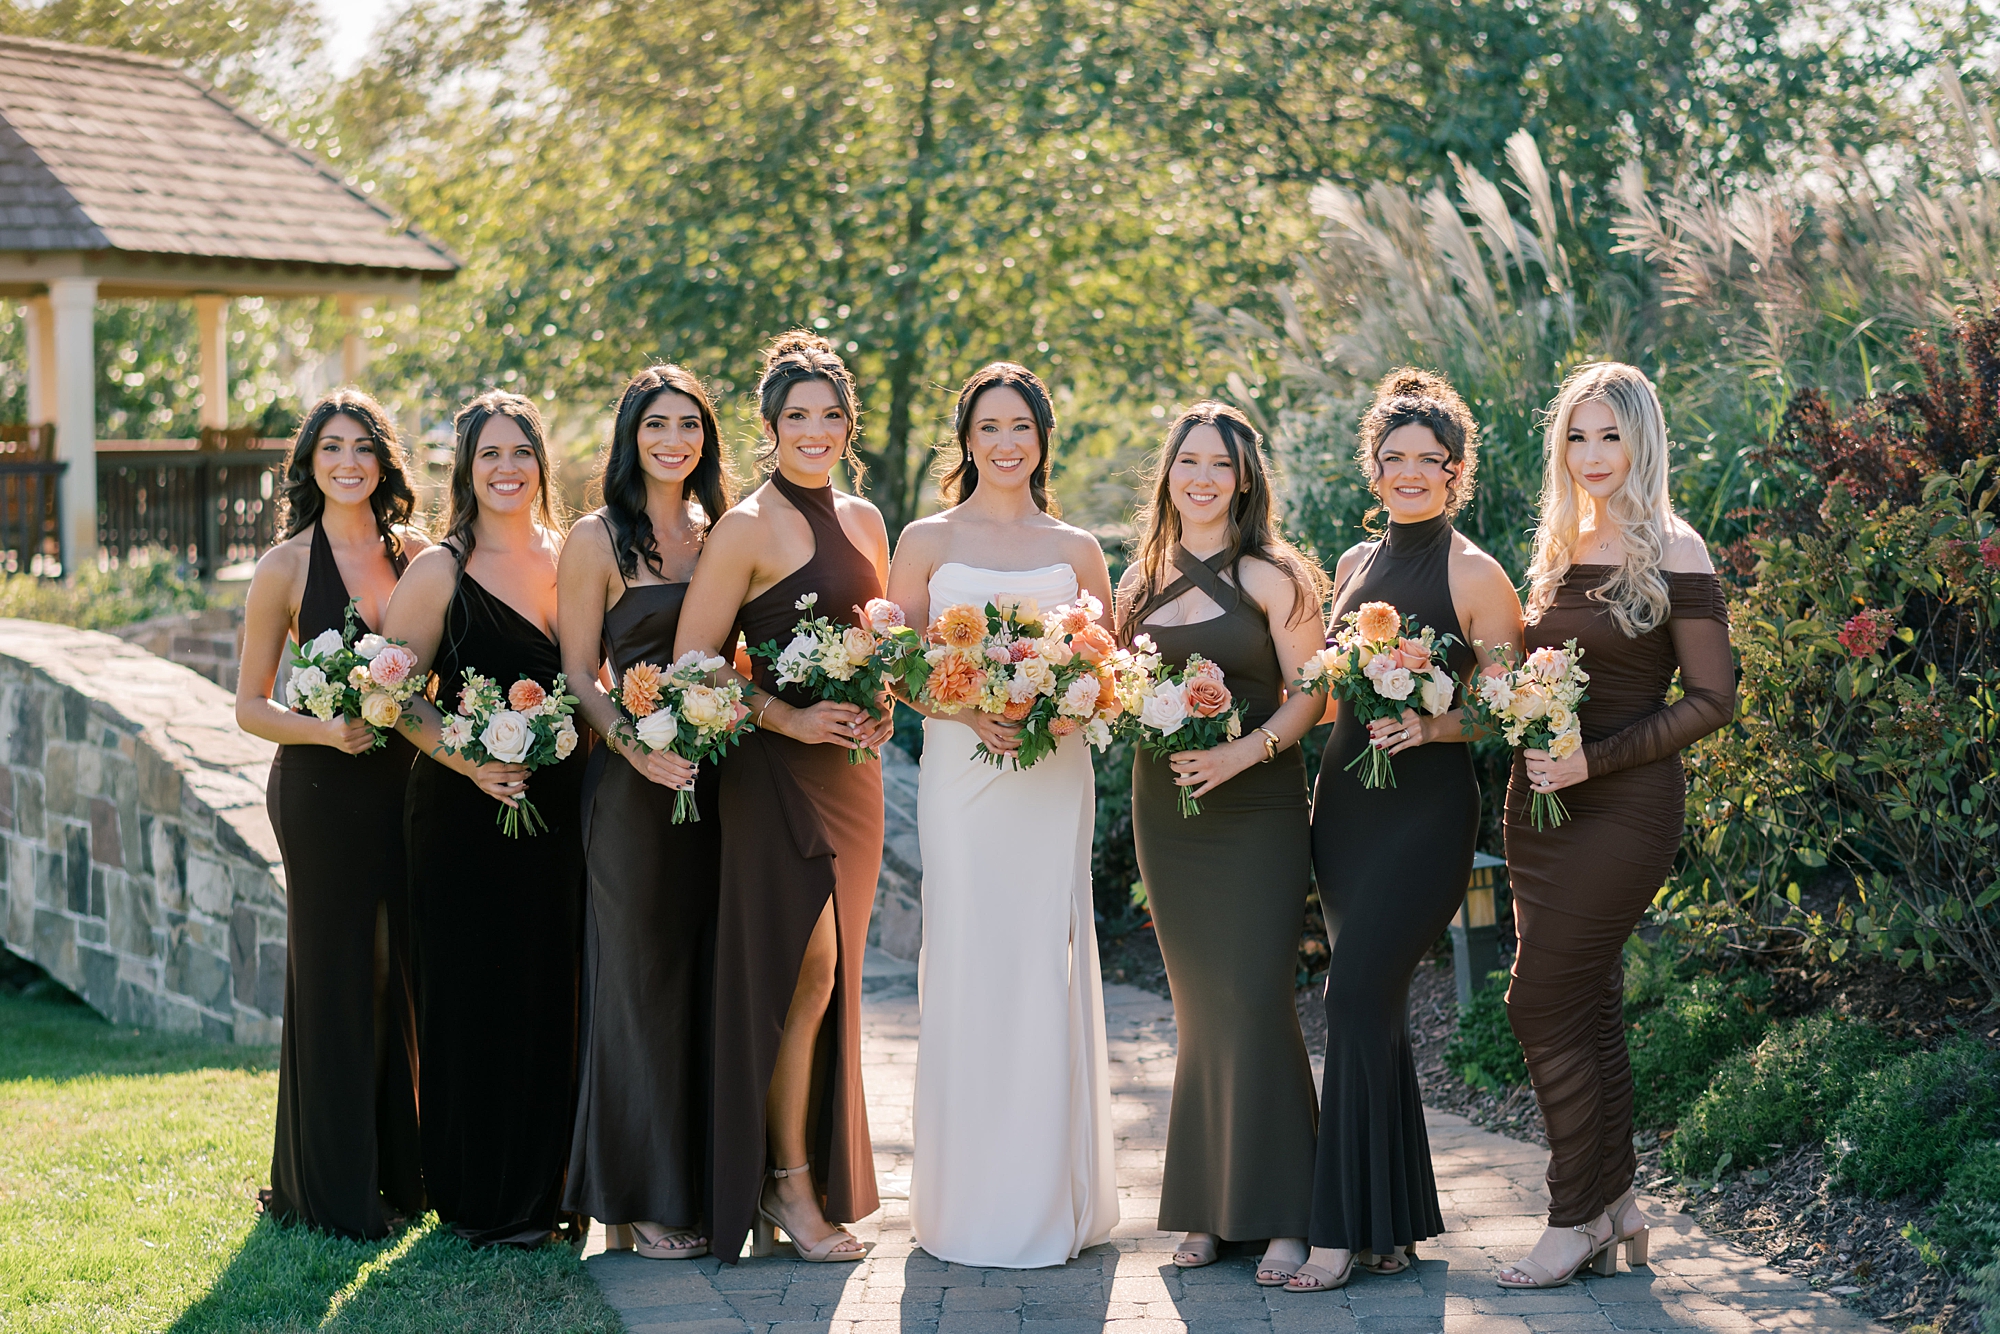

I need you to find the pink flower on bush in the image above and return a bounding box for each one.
[1982,537,2000,571]
[1837,608,1895,658]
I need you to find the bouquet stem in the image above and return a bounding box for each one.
[495,796,547,838]
[1345,743,1398,789]
[672,785,700,824]
[1528,790,1571,830]
[1178,786,1203,819]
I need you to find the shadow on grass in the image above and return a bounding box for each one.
[166,1215,622,1334]
[0,992,275,1083]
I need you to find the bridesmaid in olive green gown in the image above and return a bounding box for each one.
[1115,404,1331,1286]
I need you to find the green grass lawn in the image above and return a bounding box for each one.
[0,988,621,1333]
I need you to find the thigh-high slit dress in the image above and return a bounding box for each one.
[1128,547,1317,1243]
[563,570,722,1231]
[1503,567,1733,1227]
[1307,512,1478,1254]
[265,521,423,1238]
[710,472,884,1263]
[405,569,587,1246]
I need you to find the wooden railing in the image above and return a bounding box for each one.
[0,425,55,459]
[97,445,289,577]
[0,460,66,576]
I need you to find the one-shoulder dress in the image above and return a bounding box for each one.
[405,569,587,1246]
[1129,548,1318,1243]
[911,560,1117,1269]
[1308,513,1478,1254]
[265,521,423,1238]
[564,573,722,1231]
[710,472,884,1263]
[1504,566,1734,1227]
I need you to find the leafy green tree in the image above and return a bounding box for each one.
[0,0,324,106]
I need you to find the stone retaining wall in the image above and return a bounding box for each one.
[871,741,922,962]
[0,619,283,1043]
[110,606,247,693]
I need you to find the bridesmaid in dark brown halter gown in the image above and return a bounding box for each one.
[1114,403,1330,1286]
[236,390,428,1239]
[675,332,891,1264]
[1291,371,1522,1294]
[1498,364,1735,1289]
[559,366,736,1260]
[384,391,587,1249]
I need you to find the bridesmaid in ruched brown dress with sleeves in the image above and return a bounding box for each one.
[1114,403,1330,1286]
[675,332,891,1264]
[558,366,737,1260]
[384,391,588,1249]
[1291,371,1523,1294]
[236,389,429,1238]
[1497,363,1736,1289]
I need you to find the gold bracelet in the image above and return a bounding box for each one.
[1256,726,1281,762]
[754,694,777,728]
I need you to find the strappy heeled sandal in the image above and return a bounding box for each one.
[1496,1214,1615,1288]
[1605,1187,1651,1267]
[1173,1233,1219,1269]
[631,1223,710,1260]
[1358,1245,1412,1275]
[752,1164,867,1263]
[1285,1252,1357,1293]
[1254,1241,1306,1287]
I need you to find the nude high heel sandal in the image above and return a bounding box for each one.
[1495,1214,1616,1288]
[603,1223,635,1252]
[753,1164,867,1263]
[1606,1187,1651,1267]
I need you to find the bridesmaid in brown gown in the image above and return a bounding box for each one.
[384,391,587,1248]
[559,366,735,1258]
[674,332,891,1264]
[1114,403,1329,1285]
[236,389,428,1238]
[1292,371,1522,1294]
[1498,363,1735,1288]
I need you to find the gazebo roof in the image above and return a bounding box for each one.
[0,34,458,284]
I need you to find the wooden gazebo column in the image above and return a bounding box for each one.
[48,276,97,569]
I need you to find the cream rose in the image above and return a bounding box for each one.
[553,715,579,760]
[679,684,732,731]
[1511,683,1550,720]
[1138,681,1189,736]
[1374,666,1416,701]
[635,706,680,751]
[1419,667,1455,716]
[359,692,401,730]
[480,710,532,763]
[1548,729,1582,760]
[842,625,877,666]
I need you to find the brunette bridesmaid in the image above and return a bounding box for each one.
[1113,403,1327,1285]
[382,390,587,1248]
[1497,363,1735,1288]
[559,365,735,1259]
[238,389,429,1238]
[674,332,891,1264]
[1292,370,1523,1293]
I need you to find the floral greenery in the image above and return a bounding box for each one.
[1442,970,1528,1091]
[1627,970,1773,1129]
[0,557,211,630]
[1829,1034,2000,1201]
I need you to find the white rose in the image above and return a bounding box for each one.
[439,715,474,751]
[307,629,345,660]
[552,715,579,760]
[1060,674,1102,718]
[290,665,327,701]
[773,634,816,684]
[1375,666,1416,701]
[1138,682,1188,736]
[1018,658,1056,697]
[1420,667,1455,717]
[635,705,680,751]
[354,633,389,660]
[1297,655,1325,684]
[480,710,532,763]
[1363,651,1397,683]
[1035,634,1074,667]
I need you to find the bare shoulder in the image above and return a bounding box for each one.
[1661,516,1715,574]
[1450,533,1519,591]
[834,487,886,527]
[561,512,615,566]
[704,501,766,553]
[890,513,948,561]
[251,529,311,588]
[1233,551,1291,600]
[398,542,461,597]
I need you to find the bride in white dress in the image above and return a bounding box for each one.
[886,363,1119,1268]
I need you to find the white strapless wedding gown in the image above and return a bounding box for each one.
[910,562,1119,1268]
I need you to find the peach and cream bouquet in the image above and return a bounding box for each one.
[611,650,754,823]
[1461,639,1591,829]
[434,670,581,837]
[900,592,1133,770]
[1294,599,1459,790]
[749,594,917,765]
[285,598,424,750]
[1130,653,1244,818]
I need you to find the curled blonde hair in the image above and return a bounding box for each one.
[1525,362,1674,637]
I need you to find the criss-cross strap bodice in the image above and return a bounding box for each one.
[300,520,405,643]
[734,473,883,710]
[1131,547,1289,731]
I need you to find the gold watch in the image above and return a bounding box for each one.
[1256,726,1281,763]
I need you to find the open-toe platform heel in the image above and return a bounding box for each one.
[753,1164,867,1263]
[1173,1234,1219,1269]
[1496,1216,1615,1289]
[1606,1188,1650,1268]
[1285,1253,1356,1293]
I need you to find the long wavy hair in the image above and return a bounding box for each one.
[1354,367,1481,530]
[756,330,865,485]
[1525,362,1676,637]
[1119,401,1329,641]
[277,389,418,561]
[936,361,1057,511]
[596,365,734,581]
[436,390,563,570]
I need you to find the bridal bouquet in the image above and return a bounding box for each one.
[749,595,919,764]
[903,592,1131,770]
[1462,640,1591,829]
[435,670,581,836]
[613,650,754,823]
[285,598,424,749]
[1130,653,1243,818]
[1294,600,1458,789]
